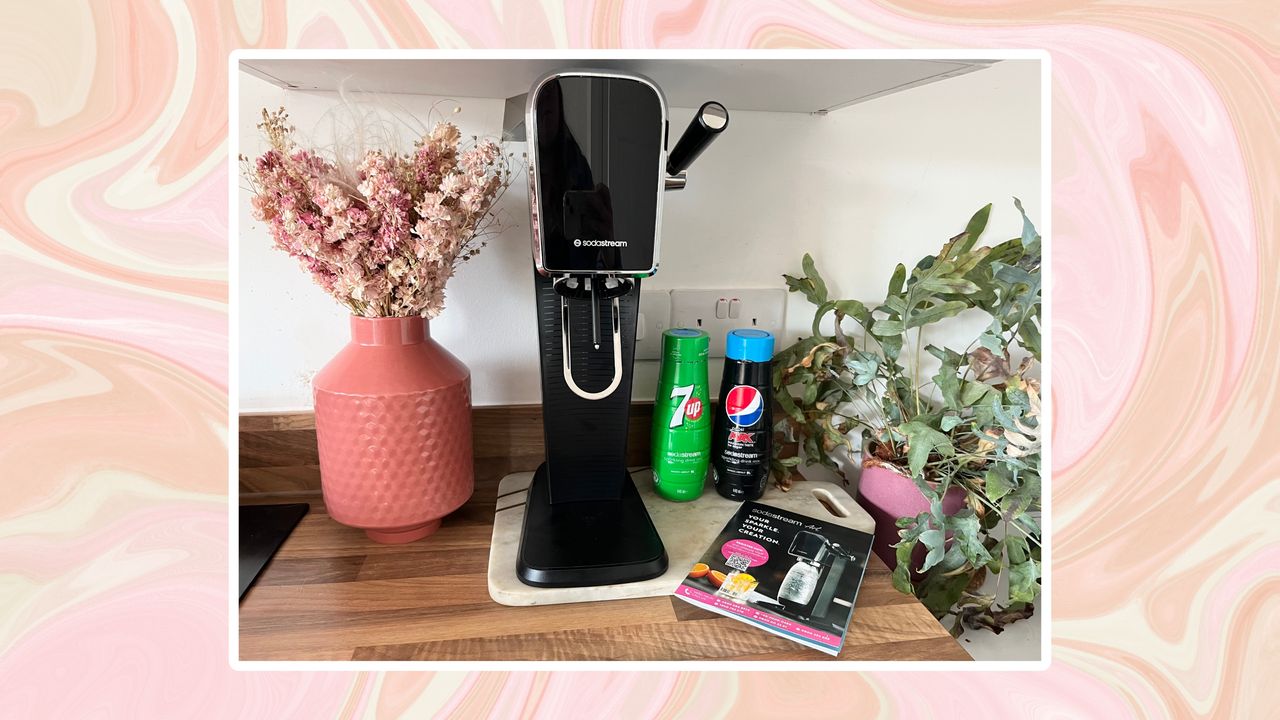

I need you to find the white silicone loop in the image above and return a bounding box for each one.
[561,295,623,401]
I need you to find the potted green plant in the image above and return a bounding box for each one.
[771,200,1042,635]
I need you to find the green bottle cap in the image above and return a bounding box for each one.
[661,328,709,361]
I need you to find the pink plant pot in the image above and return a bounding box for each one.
[856,460,967,573]
[313,316,474,544]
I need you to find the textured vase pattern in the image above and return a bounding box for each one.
[313,316,474,543]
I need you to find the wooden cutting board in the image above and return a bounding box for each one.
[488,468,875,607]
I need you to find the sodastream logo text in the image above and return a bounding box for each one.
[573,238,628,248]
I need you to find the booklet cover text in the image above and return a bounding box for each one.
[673,501,875,656]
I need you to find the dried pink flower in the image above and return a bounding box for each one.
[242,108,513,318]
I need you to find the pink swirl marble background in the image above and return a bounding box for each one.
[1,1,1276,717]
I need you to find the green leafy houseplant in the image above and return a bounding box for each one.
[771,199,1043,635]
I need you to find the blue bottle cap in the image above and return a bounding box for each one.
[725,328,774,362]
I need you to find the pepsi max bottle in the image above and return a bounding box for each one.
[712,329,775,501]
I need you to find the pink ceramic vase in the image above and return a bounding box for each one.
[857,458,967,572]
[313,316,474,543]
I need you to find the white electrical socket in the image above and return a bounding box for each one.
[670,288,787,358]
[634,289,673,360]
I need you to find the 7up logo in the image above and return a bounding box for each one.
[668,384,704,428]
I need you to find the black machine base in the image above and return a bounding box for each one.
[516,464,668,587]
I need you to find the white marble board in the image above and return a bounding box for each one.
[487,468,875,607]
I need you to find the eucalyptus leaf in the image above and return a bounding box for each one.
[835,299,873,331]
[802,253,828,304]
[1013,196,1041,264]
[802,434,819,465]
[984,466,1013,502]
[918,544,971,615]
[918,528,946,572]
[896,512,931,532]
[891,516,930,591]
[801,381,818,406]
[926,344,963,367]
[1020,317,1042,360]
[920,277,980,295]
[791,369,815,387]
[783,253,829,306]
[919,563,971,617]
[1015,512,1042,538]
[934,364,961,410]
[913,472,942,503]
[811,300,837,338]
[906,300,968,330]
[951,246,991,276]
[978,238,1025,273]
[958,203,993,254]
[915,258,958,288]
[883,295,908,315]
[991,393,1021,430]
[994,263,1037,294]
[960,380,992,407]
[974,398,996,428]
[1008,374,1030,398]
[872,317,906,336]
[823,421,850,452]
[892,552,915,594]
[846,351,880,386]
[776,382,804,423]
[946,510,993,567]
[934,540,972,575]
[1008,559,1040,603]
[783,273,813,303]
[1006,534,1030,565]
[978,331,1004,353]
[887,263,907,296]
[899,420,954,478]
[985,538,1005,573]
[1003,472,1041,516]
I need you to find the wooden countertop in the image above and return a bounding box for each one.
[239,457,971,662]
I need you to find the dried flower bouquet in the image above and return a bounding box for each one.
[242,108,513,318]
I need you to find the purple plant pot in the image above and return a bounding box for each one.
[856,461,967,572]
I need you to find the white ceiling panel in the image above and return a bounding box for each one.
[240,58,998,114]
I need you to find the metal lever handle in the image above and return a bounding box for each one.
[666,101,729,176]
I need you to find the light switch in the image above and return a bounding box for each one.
[670,288,787,358]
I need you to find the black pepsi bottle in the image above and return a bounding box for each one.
[712,329,775,501]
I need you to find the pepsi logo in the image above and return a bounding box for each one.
[723,385,764,427]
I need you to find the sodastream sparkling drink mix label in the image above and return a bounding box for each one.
[651,329,711,502]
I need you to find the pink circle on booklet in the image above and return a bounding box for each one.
[721,539,769,567]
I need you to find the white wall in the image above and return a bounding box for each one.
[237,60,1040,411]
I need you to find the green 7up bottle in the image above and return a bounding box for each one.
[651,329,712,502]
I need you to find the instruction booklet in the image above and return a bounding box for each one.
[672,501,874,656]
